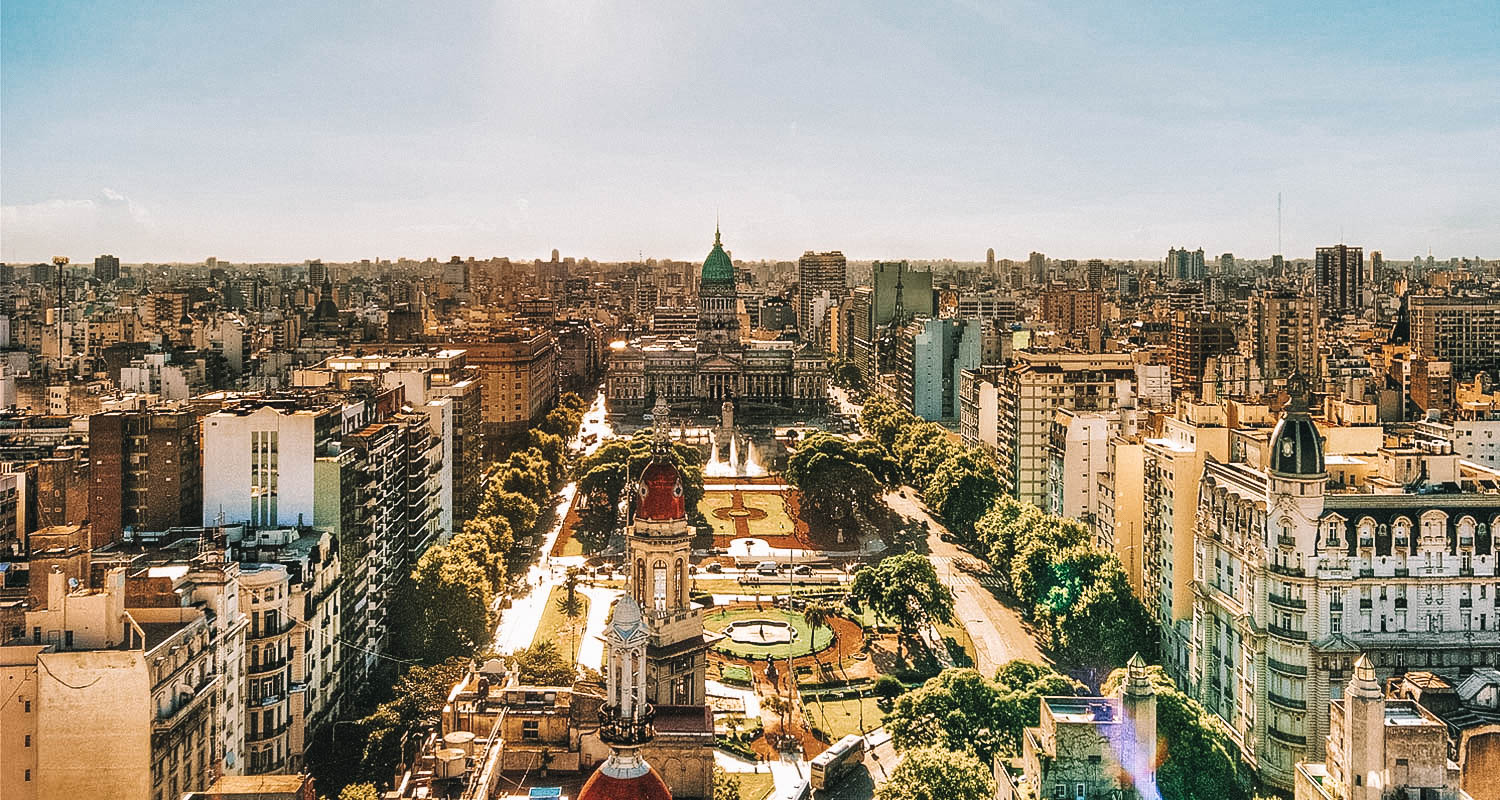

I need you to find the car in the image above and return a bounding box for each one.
[939,532,954,543]
[792,564,814,576]
[706,562,723,573]
[755,561,780,576]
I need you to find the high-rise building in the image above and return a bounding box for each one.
[1370,250,1384,284]
[992,352,1144,506]
[1219,252,1235,275]
[1410,294,1500,377]
[872,261,935,324]
[1039,287,1103,333]
[1166,247,1206,280]
[88,408,203,543]
[92,254,120,283]
[305,259,327,287]
[1250,291,1319,383]
[1170,310,1238,396]
[1029,251,1047,283]
[986,247,996,274]
[797,250,846,348]
[1086,258,1105,292]
[895,318,983,421]
[1315,244,1364,315]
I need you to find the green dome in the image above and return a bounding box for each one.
[701,226,734,285]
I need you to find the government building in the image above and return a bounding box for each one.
[605,228,827,415]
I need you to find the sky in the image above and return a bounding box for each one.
[2,1,1497,264]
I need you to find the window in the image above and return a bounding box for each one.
[522,720,540,741]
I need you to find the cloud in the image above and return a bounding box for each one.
[1,188,155,261]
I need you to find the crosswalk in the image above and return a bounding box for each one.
[947,573,1003,590]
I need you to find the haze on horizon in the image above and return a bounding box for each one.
[2,1,1496,265]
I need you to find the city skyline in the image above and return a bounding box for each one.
[3,1,1497,263]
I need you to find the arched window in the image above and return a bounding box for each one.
[652,560,668,611]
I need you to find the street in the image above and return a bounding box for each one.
[883,489,1047,675]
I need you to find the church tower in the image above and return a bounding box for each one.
[696,226,740,351]
[580,593,673,800]
[622,397,717,797]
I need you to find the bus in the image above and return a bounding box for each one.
[809,734,865,790]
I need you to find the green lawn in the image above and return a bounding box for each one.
[705,606,835,659]
[803,696,884,740]
[530,585,591,660]
[737,771,776,800]
[720,664,753,685]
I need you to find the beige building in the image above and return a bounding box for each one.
[1,568,221,800]
[1295,656,1470,800]
[441,328,558,442]
[1182,378,1500,791]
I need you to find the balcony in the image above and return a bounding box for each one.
[248,655,287,676]
[1268,724,1307,747]
[1268,624,1308,641]
[1269,563,1305,577]
[247,721,289,743]
[1278,534,1296,549]
[1268,593,1307,610]
[1395,568,1410,577]
[1267,657,1307,677]
[1268,691,1307,711]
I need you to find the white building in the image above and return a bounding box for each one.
[1183,377,1500,791]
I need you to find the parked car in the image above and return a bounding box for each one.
[756,561,780,576]
[792,564,814,576]
[706,562,724,573]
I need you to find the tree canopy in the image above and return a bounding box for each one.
[512,640,577,686]
[785,432,897,524]
[850,552,953,658]
[883,662,1084,763]
[403,545,492,662]
[875,746,994,800]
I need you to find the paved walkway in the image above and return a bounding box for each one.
[575,584,621,670]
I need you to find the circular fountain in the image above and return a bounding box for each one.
[721,619,797,646]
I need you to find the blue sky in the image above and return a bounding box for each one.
[3,1,1496,263]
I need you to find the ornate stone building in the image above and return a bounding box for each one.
[606,228,827,415]
[1184,375,1500,791]
[609,401,718,798]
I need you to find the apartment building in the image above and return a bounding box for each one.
[895,318,982,422]
[1,568,222,800]
[443,328,558,443]
[1410,294,1500,377]
[1250,291,1318,383]
[88,408,203,543]
[1183,379,1500,791]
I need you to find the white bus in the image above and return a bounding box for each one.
[809,734,865,790]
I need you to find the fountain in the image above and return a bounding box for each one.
[703,403,768,478]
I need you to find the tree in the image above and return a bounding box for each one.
[875,747,994,800]
[1050,563,1158,678]
[448,525,504,588]
[990,660,1085,757]
[481,488,540,538]
[712,766,743,800]
[884,668,1005,762]
[513,640,577,686]
[850,552,954,659]
[338,783,380,800]
[802,601,837,677]
[405,545,492,663]
[498,448,551,499]
[921,449,1001,538]
[528,430,568,485]
[1102,663,1255,800]
[786,433,895,531]
[859,394,917,452]
[557,567,587,661]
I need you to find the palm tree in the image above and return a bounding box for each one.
[802,601,836,680]
[557,567,586,661]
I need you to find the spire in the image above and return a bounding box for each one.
[714,217,721,247]
[1348,653,1382,700]
[1125,652,1154,696]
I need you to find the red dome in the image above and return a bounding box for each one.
[577,761,673,800]
[636,461,685,522]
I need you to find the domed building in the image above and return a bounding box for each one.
[589,400,719,798]
[605,227,828,416]
[1186,372,1500,792]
